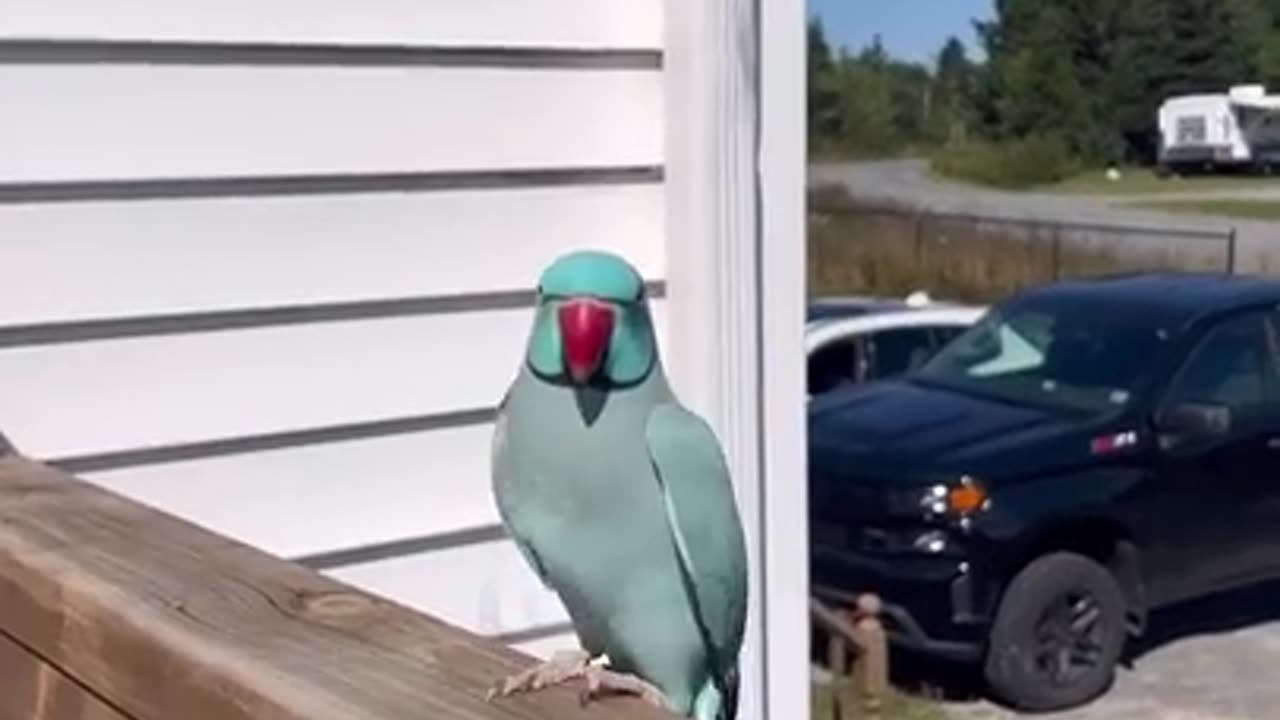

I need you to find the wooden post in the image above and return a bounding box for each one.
[914,212,926,266]
[810,594,890,720]
[825,632,847,720]
[0,455,675,720]
[1226,227,1238,275]
[1051,224,1064,281]
[851,594,888,720]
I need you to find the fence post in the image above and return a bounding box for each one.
[914,212,925,266]
[1226,228,1238,275]
[1051,224,1063,281]
[852,594,887,720]
[826,630,848,720]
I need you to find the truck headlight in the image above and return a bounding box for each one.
[911,529,951,553]
[916,475,990,518]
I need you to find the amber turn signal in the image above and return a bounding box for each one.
[947,477,988,515]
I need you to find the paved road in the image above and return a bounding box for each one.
[811,160,1280,719]
[810,160,1280,272]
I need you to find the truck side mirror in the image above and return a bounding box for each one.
[1153,401,1232,439]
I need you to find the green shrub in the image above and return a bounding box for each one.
[930,135,1079,189]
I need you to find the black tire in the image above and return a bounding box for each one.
[983,552,1127,712]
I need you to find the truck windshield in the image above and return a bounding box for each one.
[913,297,1171,413]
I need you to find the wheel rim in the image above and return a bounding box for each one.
[1031,589,1106,686]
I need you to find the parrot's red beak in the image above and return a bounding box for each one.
[558,297,614,384]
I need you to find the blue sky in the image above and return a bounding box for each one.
[809,0,994,66]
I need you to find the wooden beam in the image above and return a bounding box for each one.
[0,629,129,720]
[0,455,675,720]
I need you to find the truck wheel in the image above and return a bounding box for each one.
[983,552,1127,712]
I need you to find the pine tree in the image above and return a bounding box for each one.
[833,55,901,156]
[985,1,1094,154]
[932,37,978,144]
[1161,0,1261,95]
[807,17,841,148]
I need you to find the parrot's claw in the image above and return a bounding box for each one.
[578,665,673,711]
[485,649,591,701]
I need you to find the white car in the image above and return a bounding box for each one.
[806,292,987,398]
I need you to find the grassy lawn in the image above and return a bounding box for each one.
[812,681,950,720]
[1049,168,1280,195]
[1123,198,1280,220]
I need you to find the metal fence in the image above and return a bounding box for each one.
[808,201,1239,303]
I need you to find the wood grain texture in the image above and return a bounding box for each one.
[0,630,129,720]
[328,534,567,638]
[86,424,572,642]
[0,455,675,720]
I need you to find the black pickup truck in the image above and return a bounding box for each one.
[810,272,1280,711]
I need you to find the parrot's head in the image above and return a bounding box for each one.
[525,250,658,387]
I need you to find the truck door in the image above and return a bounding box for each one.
[1232,309,1280,581]
[1141,310,1278,603]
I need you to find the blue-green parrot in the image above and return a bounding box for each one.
[486,250,749,720]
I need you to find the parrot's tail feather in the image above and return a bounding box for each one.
[721,662,740,720]
[691,663,739,720]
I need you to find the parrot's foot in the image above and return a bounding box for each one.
[578,665,673,711]
[485,649,592,701]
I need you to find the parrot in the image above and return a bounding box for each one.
[485,249,749,720]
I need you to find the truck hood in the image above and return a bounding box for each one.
[809,379,1113,486]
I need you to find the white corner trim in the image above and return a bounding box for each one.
[757,0,810,716]
[663,0,807,718]
[662,0,763,715]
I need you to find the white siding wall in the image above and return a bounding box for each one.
[0,1,666,658]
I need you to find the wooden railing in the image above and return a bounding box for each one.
[0,452,676,720]
[811,595,888,720]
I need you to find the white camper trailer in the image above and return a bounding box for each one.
[1157,84,1280,173]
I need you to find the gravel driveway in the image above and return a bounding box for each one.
[943,582,1280,720]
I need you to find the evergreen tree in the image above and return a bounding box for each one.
[833,51,901,155]
[986,2,1094,154]
[1104,0,1177,162]
[932,36,978,144]
[807,17,841,147]
[1161,0,1262,95]
[976,0,1271,163]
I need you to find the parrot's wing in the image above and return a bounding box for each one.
[645,403,749,676]
[491,384,552,588]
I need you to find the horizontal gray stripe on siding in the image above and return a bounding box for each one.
[294,523,509,571]
[0,281,667,348]
[51,407,497,475]
[0,40,661,70]
[0,165,663,204]
[490,622,577,646]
